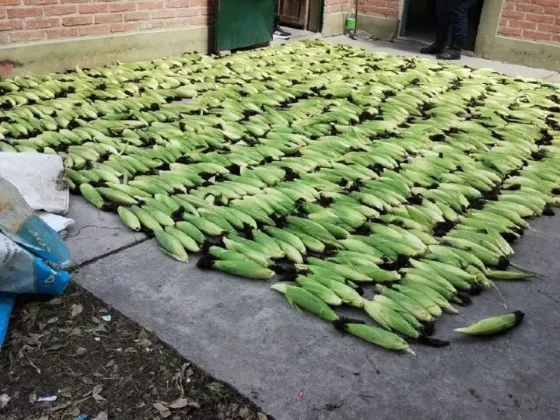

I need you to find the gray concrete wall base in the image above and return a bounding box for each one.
[357,14,398,41]
[0,26,211,76]
[479,36,560,73]
[322,13,345,36]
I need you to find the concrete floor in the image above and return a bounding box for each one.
[68,37,560,420]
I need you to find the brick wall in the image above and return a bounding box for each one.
[323,0,354,15]
[0,0,212,45]
[499,0,560,44]
[3,0,558,48]
[323,0,401,23]
[358,0,400,18]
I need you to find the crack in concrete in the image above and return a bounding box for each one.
[535,289,560,305]
[544,72,560,80]
[69,236,151,272]
[66,225,123,238]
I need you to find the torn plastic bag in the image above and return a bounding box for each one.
[0,231,71,346]
[0,178,71,268]
[38,212,75,233]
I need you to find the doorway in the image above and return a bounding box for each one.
[399,0,485,51]
[277,0,323,33]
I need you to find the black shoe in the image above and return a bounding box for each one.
[436,48,461,60]
[273,26,291,40]
[420,42,445,55]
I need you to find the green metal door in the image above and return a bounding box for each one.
[215,0,275,52]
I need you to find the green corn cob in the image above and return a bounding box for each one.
[295,276,343,306]
[97,187,138,206]
[335,322,413,354]
[165,226,200,252]
[80,184,104,208]
[155,229,188,262]
[130,205,162,232]
[455,311,524,335]
[271,283,339,322]
[117,206,141,231]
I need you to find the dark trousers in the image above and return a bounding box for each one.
[274,0,279,27]
[436,0,472,48]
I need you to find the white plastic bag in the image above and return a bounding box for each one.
[0,153,69,214]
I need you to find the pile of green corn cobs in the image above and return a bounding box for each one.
[2,41,559,353]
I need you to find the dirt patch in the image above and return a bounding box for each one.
[0,284,268,420]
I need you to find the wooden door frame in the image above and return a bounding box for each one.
[303,0,310,30]
[398,0,410,37]
[278,0,323,31]
[307,0,323,32]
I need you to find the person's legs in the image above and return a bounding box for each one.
[274,0,280,27]
[450,0,472,49]
[421,0,450,54]
[273,0,291,39]
[435,0,451,45]
[437,0,471,60]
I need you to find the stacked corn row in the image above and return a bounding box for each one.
[2,41,560,353]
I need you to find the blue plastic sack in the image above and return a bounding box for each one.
[0,178,71,347]
[0,293,16,347]
[0,223,71,270]
[0,178,71,269]
[14,216,71,268]
[0,231,71,345]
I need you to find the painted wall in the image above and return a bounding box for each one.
[0,0,213,45]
